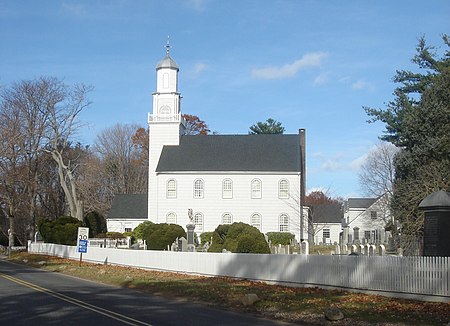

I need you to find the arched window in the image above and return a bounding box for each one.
[166,212,177,224]
[222,213,232,225]
[194,212,204,231]
[194,179,204,198]
[279,214,289,232]
[251,179,262,199]
[251,213,262,231]
[222,179,233,199]
[278,179,289,199]
[166,179,177,198]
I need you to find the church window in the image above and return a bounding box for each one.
[222,213,232,224]
[279,179,289,199]
[251,179,262,199]
[163,73,169,89]
[166,212,177,224]
[251,213,262,231]
[353,227,360,241]
[222,179,233,199]
[279,214,289,232]
[194,212,203,231]
[166,179,177,198]
[194,179,204,198]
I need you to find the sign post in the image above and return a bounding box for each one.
[77,227,89,266]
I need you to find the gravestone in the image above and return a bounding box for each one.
[369,245,376,256]
[378,244,385,256]
[178,237,187,252]
[419,191,450,256]
[301,240,309,255]
[351,244,357,253]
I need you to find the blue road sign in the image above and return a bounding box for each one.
[78,239,88,253]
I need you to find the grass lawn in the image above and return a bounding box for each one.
[8,252,450,325]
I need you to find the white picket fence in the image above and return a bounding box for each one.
[29,243,449,302]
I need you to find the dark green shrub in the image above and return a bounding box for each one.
[132,221,154,239]
[84,211,107,238]
[37,216,83,246]
[200,231,213,245]
[106,232,125,239]
[236,234,271,254]
[208,222,270,254]
[143,223,186,250]
[0,232,8,246]
[266,232,295,245]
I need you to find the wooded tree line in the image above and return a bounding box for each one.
[0,77,210,246]
[364,35,450,254]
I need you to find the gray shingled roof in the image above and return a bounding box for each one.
[312,203,343,223]
[156,134,301,172]
[347,198,377,209]
[108,194,148,219]
[156,54,179,70]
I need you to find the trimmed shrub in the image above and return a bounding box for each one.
[0,232,8,246]
[84,211,107,238]
[106,232,125,239]
[37,216,83,246]
[266,232,295,245]
[200,231,213,245]
[143,223,186,250]
[208,222,270,254]
[236,234,271,254]
[132,221,154,240]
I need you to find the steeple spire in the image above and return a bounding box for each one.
[165,36,171,56]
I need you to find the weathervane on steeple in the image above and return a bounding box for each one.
[165,35,171,55]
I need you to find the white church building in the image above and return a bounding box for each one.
[108,45,308,241]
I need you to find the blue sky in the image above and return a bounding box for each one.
[1,0,449,198]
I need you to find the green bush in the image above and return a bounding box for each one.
[208,222,270,254]
[199,231,213,245]
[143,223,186,250]
[106,232,125,239]
[133,221,154,239]
[84,211,107,238]
[37,216,83,246]
[0,232,8,246]
[266,232,295,245]
[236,234,271,253]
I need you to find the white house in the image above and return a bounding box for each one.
[106,194,147,233]
[109,44,308,241]
[311,203,342,245]
[342,194,391,245]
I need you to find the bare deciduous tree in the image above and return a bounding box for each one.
[358,142,399,197]
[40,77,93,221]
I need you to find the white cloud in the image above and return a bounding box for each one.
[349,153,367,170]
[251,52,328,80]
[187,0,208,11]
[351,79,375,91]
[62,2,87,16]
[313,72,330,86]
[321,159,341,172]
[193,62,207,74]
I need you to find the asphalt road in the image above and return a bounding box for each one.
[0,259,293,326]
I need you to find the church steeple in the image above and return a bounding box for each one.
[148,40,185,221]
[151,39,182,120]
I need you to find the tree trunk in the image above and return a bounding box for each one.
[51,150,83,221]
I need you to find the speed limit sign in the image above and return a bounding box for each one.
[77,227,89,253]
